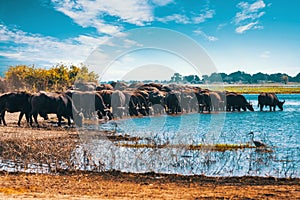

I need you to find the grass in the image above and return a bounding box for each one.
[116,143,256,152]
[223,85,300,94]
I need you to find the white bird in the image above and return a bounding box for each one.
[249,132,267,148]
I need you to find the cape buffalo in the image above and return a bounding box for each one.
[111,90,126,118]
[66,91,112,120]
[195,92,211,113]
[258,93,285,111]
[226,93,254,111]
[97,90,113,109]
[30,92,83,127]
[149,91,165,114]
[163,92,181,114]
[0,91,31,126]
[209,91,224,111]
[127,92,149,116]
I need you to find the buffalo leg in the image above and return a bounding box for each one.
[269,106,272,112]
[31,113,39,127]
[57,115,62,126]
[67,116,71,126]
[1,111,7,126]
[18,112,24,126]
[260,104,263,111]
[25,113,30,125]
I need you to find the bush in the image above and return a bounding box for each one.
[4,64,98,92]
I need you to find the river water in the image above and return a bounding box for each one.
[79,94,299,178]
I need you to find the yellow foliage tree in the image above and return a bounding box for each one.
[4,64,99,92]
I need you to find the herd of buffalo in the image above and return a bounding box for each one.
[0,82,285,127]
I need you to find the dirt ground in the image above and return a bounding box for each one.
[0,113,299,199]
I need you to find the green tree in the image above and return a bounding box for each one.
[75,65,99,83]
[170,73,182,83]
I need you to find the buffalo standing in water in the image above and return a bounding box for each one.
[226,92,254,111]
[163,92,181,114]
[258,93,285,111]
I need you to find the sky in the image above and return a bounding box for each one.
[0,0,299,80]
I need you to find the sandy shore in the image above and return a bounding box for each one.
[0,171,299,199]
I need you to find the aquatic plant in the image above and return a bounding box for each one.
[115,143,257,152]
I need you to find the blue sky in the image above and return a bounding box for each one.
[0,0,299,80]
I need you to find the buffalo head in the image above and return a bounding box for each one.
[278,100,285,111]
[246,104,254,111]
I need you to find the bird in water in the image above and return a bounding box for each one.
[248,132,267,148]
[108,121,118,133]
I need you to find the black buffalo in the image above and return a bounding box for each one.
[30,92,83,127]
[258,93,285,111]
[195,91,211,113]
[97,90,113,109]
[163,92,181,114]
[226,92,254,111]
[0,91,32,126]
[66,91,112,120]
[148,91,165,114]
[127,91,149,116]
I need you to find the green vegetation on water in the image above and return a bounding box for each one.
[116,143,257,152]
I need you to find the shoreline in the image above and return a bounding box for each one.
[0,171,299,199]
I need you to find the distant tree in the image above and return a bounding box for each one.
[183,75,195,83]
[252,72,269,83]
[291,73,300,82]
[202,75,209,83]
[227,71,252,83]
[219,72,228,80]
[281,75,289,84]
[269,73,284,83]
[171,73,182,83]
[194,75,200,82]
[69,65,80,83]
[75,65,99,83]
[207,72,223,83]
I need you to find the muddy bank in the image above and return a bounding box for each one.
[0,171,299,199]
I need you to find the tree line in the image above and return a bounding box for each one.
[171,71,300,84]
[0,64,98,92]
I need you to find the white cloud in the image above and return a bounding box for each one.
[157,8,215,24]
[249,0,266,12]
[235,21,263,34]
[0,24,107,66]
[234,0,267,34]
[193,30,218,42]
[192,9,215,24]
[235,11,265,24]
[151,0,174,6]
[51,0,154,34]
[157,14,190,24]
